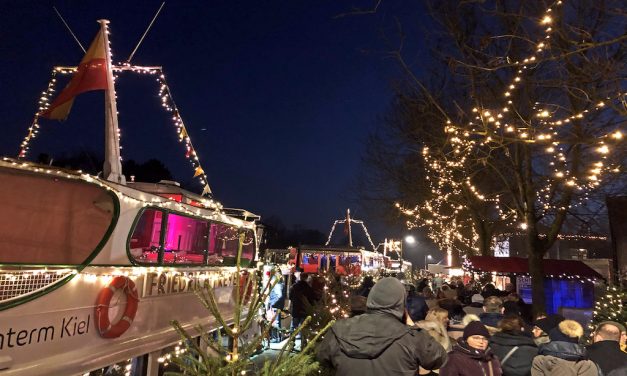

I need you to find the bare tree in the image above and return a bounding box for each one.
[360,0,625,312]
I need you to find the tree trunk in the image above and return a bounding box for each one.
[479,231,491,256]
[526,233,546,316]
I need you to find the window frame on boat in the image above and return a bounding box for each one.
[0,167,121,312]
[126,206,256,267]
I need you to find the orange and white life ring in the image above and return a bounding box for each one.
[95,276,139,338]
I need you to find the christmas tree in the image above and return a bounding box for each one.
[166,232,332,376]
[587,285,626,340]
[302,272,352,345]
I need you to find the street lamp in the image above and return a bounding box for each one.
[397,235,416,271]
[424,254,432,271]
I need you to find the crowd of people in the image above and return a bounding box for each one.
[313,273,627,376]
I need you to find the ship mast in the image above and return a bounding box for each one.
[99,19,126,184]
[346,208,353,247]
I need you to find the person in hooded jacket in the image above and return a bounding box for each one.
[490,316,538,376]
[440,321,503,376]
[316,277,447,376]
[416,319,452,375]
[531,320,598,376]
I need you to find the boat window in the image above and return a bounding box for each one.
[0,170,115,265]
[241,229,255,265]
[302,253,319,264]
[209,223,240,266]
[129,209,163,264]
[162,213,208,265]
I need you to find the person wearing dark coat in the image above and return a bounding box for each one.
[289,273,316,329]
[357,275,375,298]
[316,277,447,376]
[586,321,627,376]
[532,320,598,376]
[480,296,505,328]
[531,314,564,346]
[439,297,466,322]
[489,316,538,376]
[406,284,429,322]
[440,321,503,376]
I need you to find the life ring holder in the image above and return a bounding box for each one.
[95,276,139,338]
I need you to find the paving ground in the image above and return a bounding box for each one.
[250,338,302,371]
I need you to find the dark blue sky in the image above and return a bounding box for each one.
[0,1,433,248]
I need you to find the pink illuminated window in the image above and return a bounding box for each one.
[129,209,163,264]
[162,213,208,264]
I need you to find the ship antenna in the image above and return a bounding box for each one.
[126,2,166,63]
[52,6,86,53]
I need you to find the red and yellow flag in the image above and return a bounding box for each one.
[40,28,109,120]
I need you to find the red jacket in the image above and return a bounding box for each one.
[440,339,503,376]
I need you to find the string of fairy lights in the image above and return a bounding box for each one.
[2,157,224,212]
[461,257,598,284]
[325,218,377,251]
[17,63,214,198]
[396,0,624,254]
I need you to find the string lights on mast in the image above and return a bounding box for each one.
[17,64,215,198]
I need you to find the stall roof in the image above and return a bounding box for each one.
[466,256,602,279]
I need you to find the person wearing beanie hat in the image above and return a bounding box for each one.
[532,320,599,376]
[316,277,447,376]
[440,321,503,376]
[532,314,565,346]
[464,321,492,342]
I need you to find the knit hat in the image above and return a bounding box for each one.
[463,321,491,340]
[366,277,406,320]
[549,319,584,343]
[471,294,484,304]
[534,314,565,335]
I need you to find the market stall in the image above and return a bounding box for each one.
[464,256,603,315]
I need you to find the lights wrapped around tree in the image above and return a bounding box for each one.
[395,0,623,258]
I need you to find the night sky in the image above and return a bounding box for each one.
[0,1,437,258]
